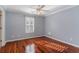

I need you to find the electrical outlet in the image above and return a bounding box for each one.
[48,32,52,35]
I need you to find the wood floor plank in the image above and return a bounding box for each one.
[0,36,79,53]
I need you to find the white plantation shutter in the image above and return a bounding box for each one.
[25,17,34,33]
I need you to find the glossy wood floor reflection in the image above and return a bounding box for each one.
[0,36,79,53]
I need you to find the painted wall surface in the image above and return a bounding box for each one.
[45,6,79,46]
[5,6,79,47]
[5,11,45,41]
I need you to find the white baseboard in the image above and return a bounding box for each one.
[5,35,79,48]
[44,35,79,48]
[5,36,43,43]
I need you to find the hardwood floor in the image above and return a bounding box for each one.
[0,36,79,53]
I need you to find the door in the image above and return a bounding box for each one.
[0,12,2,46]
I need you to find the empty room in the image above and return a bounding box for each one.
[0,5,79,53]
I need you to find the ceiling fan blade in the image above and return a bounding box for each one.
[37,5,45,10]
[40,5,45,9]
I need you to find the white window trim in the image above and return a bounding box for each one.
[25,16,34,33]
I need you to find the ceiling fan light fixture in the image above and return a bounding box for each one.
[36,5,45,16]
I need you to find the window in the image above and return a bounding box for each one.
[25,17,34,33]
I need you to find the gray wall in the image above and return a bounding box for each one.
[45,6,79,46]
[5,11,45,41]
[5,6,79,47]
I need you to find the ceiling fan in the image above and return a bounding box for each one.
[36,5,45,15]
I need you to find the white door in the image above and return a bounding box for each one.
[0,13,2,46]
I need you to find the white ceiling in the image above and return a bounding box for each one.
[0,5,77,16]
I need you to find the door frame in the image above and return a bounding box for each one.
[0,7,6,46]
